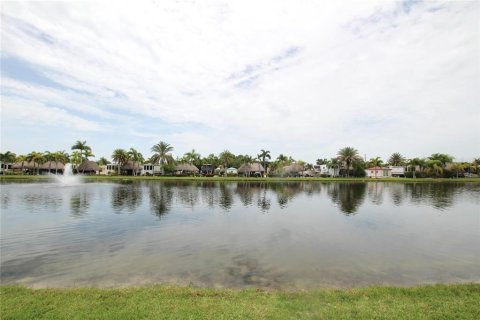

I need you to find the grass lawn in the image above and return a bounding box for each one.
[1,284,479,319]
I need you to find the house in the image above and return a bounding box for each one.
[39,161,65,174]
[387,166,405,177]
[237,163,265,177]
[282,163,304,177]
[141,163,162,176]
[200,164,215,176]
[366,166,392,178]
[313,164,337,177]
[226,167,238,176]
[77,161,100,175]
[122,161,142,176]
[174,163,199,176]
[0,162,13,174]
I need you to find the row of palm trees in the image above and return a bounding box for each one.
[1,141,479,177]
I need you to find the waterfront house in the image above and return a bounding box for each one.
[366,166,392,178]
[201,164,215,176]
[387,166,405,177]
[141,163,162,176]
[77,161,100,175]
[238,163,265,177]
[174,163,199,176]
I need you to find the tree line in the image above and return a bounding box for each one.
[1,141,479,178]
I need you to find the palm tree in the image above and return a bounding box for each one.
[53,151,69,175]
[70,151,83,168]
[0,151,16,163]
[276,154,288,162]
[71,140,92,160]
[426,159,443,177]
[337,147,362,177]
[327,158,340,177]
[97,157,110,166]
[128,148,145,164]
[150,141,174,174]
[15,155,27,174]
[388,153,405,166]
[184,149,201,165]
[0,151,16,174]
[429,153,454,168]
[44,151,54,174]
[26,151,44,175]
[112,149,130,175]
[257,149,271,177]
[408,157,427,178]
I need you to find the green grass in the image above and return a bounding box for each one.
[1,284,479,319]
[1,174,480,183]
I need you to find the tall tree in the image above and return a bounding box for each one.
[112,149,130,175]
[337,147,362,177]
[257,149,271,177]
[184,149,201,165]
[26,151,44,175]
[0,151,16,163]
[53,151,69,175]
[327,158,340,177]
[15,155,27,174]
[128,148,145,164]
[150,141,174,174]
[388,152,405,166]
[425,159,443,177]
[316,158,328,165]
[71,140,92,161]
[70,151,83,167]
[429,153,454,168]
[97,157,110,166]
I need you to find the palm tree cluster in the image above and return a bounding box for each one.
[1,140,479,178]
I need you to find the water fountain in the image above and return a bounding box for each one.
[54,163,82,185]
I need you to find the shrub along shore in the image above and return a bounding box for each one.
[1,174,480,183]
[1,284,479,319]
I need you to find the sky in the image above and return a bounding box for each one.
[1,0,479,163]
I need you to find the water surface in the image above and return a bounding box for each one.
[1,181,479,288]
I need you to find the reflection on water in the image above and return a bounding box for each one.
[1,181,479,288]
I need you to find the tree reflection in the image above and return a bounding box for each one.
[70,190,89,217]
[406,183,457,210]
[149,183,173,218]
[111,182,143,213]
[219,183,234,211]
[326,183,366,215]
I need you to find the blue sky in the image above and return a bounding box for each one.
[1,0,479,163]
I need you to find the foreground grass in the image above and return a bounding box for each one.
[1,174,479,183]
[1,284,479,319]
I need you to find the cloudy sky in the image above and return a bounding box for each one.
[1,0,479,163]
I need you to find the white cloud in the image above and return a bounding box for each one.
[1,0,479,162]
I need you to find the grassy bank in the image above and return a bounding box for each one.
[1,284,479,319]
[1,174,480,183]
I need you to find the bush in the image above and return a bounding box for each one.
[352,167,366,177]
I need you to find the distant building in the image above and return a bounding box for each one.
[366,166,392,178]
[387,166,405,177]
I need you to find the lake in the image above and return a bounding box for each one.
[1,180,479,288]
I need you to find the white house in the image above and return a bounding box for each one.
[366,166,392,178]
[313,164,338,177]
[387,166,405,177]
[141,163,162,176]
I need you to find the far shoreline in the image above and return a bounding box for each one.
[1,175,480,183]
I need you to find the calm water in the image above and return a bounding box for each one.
[1,181,479,288]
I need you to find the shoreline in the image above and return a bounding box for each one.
[2,175,480,183]
[2,284,479,319]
